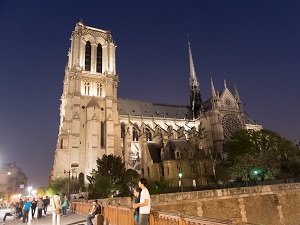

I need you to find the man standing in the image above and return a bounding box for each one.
[86,200,101,225]
[133,178,151,225]
[51,194,62,225]
[43,196,50,214]
[22,197,31,223]
[31,197,37,218]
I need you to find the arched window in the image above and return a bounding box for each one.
[132,127,139,142]
[96,84,102,97]
[96,43,102,73]
[85,41,91,71]
[60,139,64,149]
[79,173,84,185]
[84,82,90,95]
[145,128,152,141]
[121,123,126,139]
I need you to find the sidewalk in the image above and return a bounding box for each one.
[1,209,86,225]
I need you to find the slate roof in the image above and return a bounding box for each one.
[117,98,193,119]
[244,112,258,125]
[164,139,190,160]
[147,142,162,163]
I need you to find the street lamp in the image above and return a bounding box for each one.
[64,170,71,199]
[178,171,183,192]
[27,186,32,196]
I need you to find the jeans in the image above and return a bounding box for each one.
[139,214,150,225]
[37,208,43,219]
[43,205,48,214]
[23,210,29,223]
[86,214,95,225]
[31,207,36,217]
[3,212,12,221]
[62,206,67,215]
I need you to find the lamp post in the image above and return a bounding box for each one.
[178,171,183,192]
[64,170,71,199]
[27,186,32,196]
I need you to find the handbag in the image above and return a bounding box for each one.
[56,208,62,214]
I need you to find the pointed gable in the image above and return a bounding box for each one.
[86,97,100,108]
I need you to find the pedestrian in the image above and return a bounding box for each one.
[61,195,69,216]
[15,203,23,219]
[2,204,16,222]
[51,194,62,225]
[133,188,141,224]
[133,178,151,225]
[37,197,44,219]
[31,197,37,218]
[43,196,50,214]
[86,199,101,225]
[22,197,31,223]
[18,198,24,210]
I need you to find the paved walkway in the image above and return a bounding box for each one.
[0,208,86,225]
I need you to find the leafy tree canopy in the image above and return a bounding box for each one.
[148,180,169,194]
[87,154,139,199]
[218,129,299,182]
[46,177,82,196]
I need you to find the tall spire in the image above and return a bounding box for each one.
[234,83,242,110]
[211,78,217,98]
[188,35,202,119]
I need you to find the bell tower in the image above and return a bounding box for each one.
[51,20,120,182]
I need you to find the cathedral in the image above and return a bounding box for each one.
[50,20,261,187]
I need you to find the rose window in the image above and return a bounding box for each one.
[221,114,242,139]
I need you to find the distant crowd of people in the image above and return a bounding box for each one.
[2,195,50,223]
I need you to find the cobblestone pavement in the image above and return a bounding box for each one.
[0,208,86,225]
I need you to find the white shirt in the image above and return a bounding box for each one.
[139,188,150,214]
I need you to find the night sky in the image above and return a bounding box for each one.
[0,1,299,188]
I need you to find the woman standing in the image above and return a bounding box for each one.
[133,188,140,225]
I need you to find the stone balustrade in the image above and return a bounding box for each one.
[70,201,241,225]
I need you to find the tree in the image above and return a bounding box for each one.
[87,154,139,199]
[217,129,299,182]
[214,162,232,184]
[148,180,168,194]
[46,177,82,196]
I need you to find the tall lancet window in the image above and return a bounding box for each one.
[85,41,91,71]
[145,128,152,141]
[84,82,90,95]
[96,43,102,73]
[100,122,105,148]
[132,127,139,142]
[96,84,102,97]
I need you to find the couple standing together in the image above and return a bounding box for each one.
[133,178,151,225]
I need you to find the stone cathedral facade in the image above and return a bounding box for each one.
[50,21,261,187]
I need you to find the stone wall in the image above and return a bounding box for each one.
[95,183,300,225]
[151,183,300,225]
